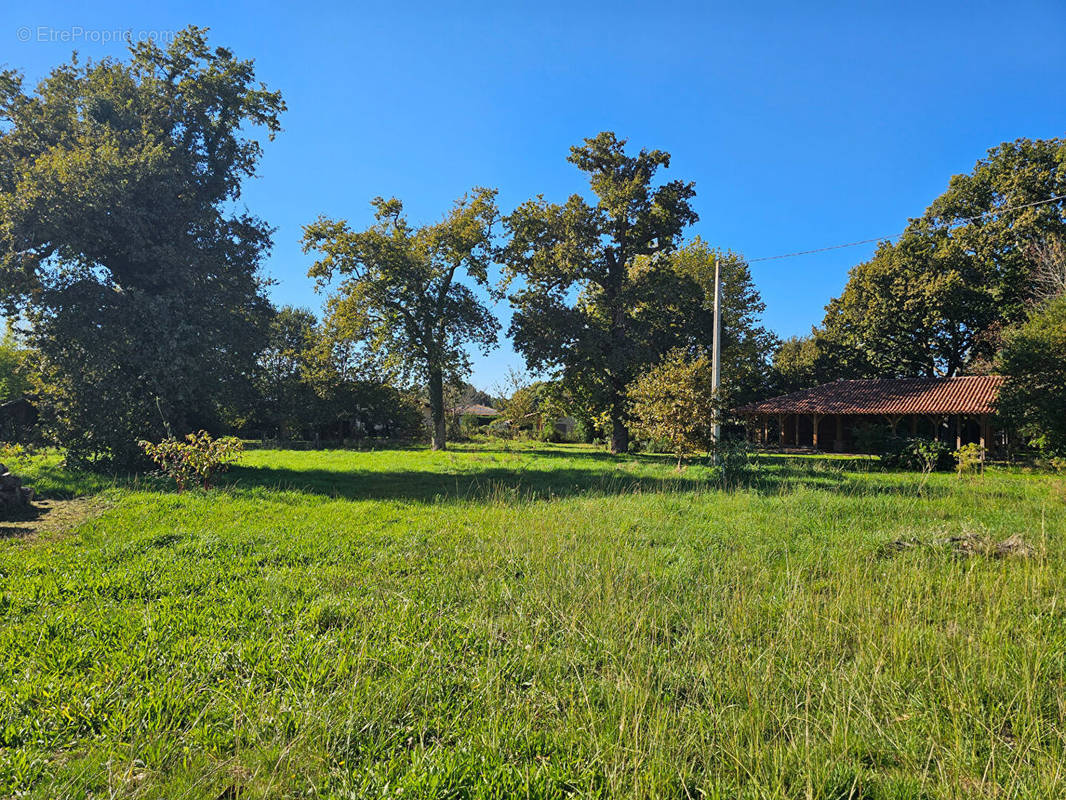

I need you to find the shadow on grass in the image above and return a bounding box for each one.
[449,446,881,472]
[222,461,951,504]
[0,501,50,538]
[225,465,710,503]
[14,463,122,500]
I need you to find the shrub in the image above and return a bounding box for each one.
[486,418,512,439]
[459,414,482,438]
[851,423,892,455]
[880,436,953,471]
[139,431,244,491]
[538,423,564,443]
[954,442,985,476]
[712,438,759,487]
[627,348,717,468]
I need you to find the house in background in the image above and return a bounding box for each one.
[738,376,1005,454]
[450,403,500,429]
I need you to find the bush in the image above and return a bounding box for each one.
[627,348,716,468]
[572,418,593,444]
[538,423,564,443]
[139,431,244,491]
[486,418,512,439]
[459,414,482,439]
[712,438,759,487]
[954,442,984,476]
[880,436,953,471]
[851,423,893,455]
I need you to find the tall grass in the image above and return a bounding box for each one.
[0,443,1063,798]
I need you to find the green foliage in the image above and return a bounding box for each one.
[458,414,482,438]
[996,295,1066,457]
[0,27,283,467]
[818,138,1066,378]
[627,348,716,467]
[500,132,698,453]
[2,444,1064,797]
[657,240,778,406]
[138,431,243,491]
[249,306,322,438]
[771,333,845,393]
[954,442,985,476]
[880,436,953,471]
[710,437,759,487]
[498,377,542,435]
[0,326,32,404]
[235,304,426,444]
[303,189,499,451]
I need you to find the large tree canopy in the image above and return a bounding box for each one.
[303,189,499,450]
[819,137,1066,379]
[499,132,697,453]
[659,239,778,406]
[996,295,1066,457]
[0,27,284,465]
[251,306,321,438]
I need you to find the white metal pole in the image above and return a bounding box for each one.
[711,255,722,451]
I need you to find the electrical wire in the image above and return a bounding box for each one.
[747,193,1066,263]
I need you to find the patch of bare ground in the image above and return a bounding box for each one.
[879,530,1037,559]
[947,532,1036,558]
[0,497,108,541]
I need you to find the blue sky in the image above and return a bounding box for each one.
[3,1,1065,390]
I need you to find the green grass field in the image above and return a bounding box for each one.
[1,443,1064,799]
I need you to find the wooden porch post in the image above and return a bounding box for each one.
[778,414,785,448]
[928,415,942,441]
[812,413,821,450]
[955,415,962,450]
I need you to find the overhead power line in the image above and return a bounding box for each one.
[747,193,1066,264]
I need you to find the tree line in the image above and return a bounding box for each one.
[0,28,1062,467]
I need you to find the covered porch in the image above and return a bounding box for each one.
[745,411,996,453]
[737,376,1006,455]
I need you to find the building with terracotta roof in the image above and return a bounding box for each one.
[738,376,1005,453]
[449,403,500,418]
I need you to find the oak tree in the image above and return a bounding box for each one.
[500,132,697,453]
[303,189,499,450]
[820,137,1066,378]
[661,239,778,405]
[0,27,283,466]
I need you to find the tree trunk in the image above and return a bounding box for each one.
[609,400,629,454]
[428,366,447,451]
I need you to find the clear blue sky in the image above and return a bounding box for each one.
[3,1,1065,391]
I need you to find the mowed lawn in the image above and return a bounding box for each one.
[1,444,1065,799]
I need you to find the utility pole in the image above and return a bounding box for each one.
[711,255,722,456]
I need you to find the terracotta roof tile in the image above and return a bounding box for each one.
[740,377,1005,416]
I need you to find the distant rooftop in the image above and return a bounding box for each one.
[739,376,1005,416]
[450,403,499,417]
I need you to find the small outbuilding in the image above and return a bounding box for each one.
[738,376,1005,454]
[450,403,500,419]
[450,403,500,429]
